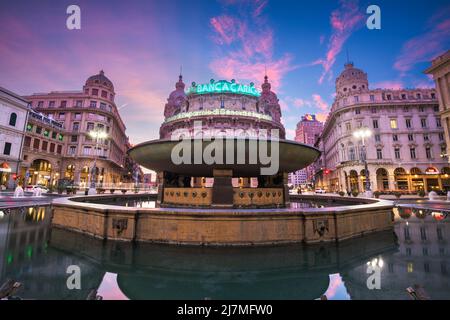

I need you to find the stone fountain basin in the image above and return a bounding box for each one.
[51,194,394,246]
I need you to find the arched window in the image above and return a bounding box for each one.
[9,113,17,126]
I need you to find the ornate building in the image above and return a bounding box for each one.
[24,71,130,187]
[316,62,446,193]
[0,87,29,188]
[160,76,285,139]
[425,50,450,159]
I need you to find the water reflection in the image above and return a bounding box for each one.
[0,205,449,300]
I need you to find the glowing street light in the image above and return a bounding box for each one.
[353,127,372,193]
[88,129,108,193]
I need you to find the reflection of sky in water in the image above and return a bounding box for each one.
[322,274,351,300]
[97,273,129,300]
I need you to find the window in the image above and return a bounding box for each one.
[401,94,406,100]
[37,101,44,107]
[421,118,427,128]
[406,118,412,128]
[355,108,360,114]
[386,94,392,100]
[74,113,81,120]
[436,118,442,127]
[90,101,97,108]
[9,113,17,126]
[431,93,436,99]
[71,135,78,142]
[434,105,439,112]
[52,132,57,139]
[408,134,414,141]
[83,146,92,155]
[33,139,40,149]
[423,133,429,141]
[419,106,424,112]
[41,141,48,151]
[57,145,62,154]
[87,122,94,131]
[101,90,108,98]
[373,119,379,129]
[24,136,31,147]
[59,112,65,120]
[75,100,83,107]
[92,89,99,96]
[416,93,421,99]
[3,142,11,155]
[49,101,55,107]
[439,133,444,141]
[370,95,375,102]
[390,119,398,129]
[36,126,42,134]
[420,227,427,240]
[26,123,33,131]
[371,107,377,113]
[354,96,359,103]
[375,134,381,142]
[393,134,398,141]
[49,143,55,153]
[395,148,401,159]
[100,102,107,110]
[68,146,76,155]
[72,122,79,131]
[403,106,409,112]
[410,148,416,159]
[376,149,383,159]
[426,147,432,159]
[60,100,67,108]
[346,122,351,131]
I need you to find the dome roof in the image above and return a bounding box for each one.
[168,75,186,103]
[85,70,114,91]
[259,75,278,104]
[335,63,369,95]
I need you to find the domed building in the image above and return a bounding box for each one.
[316,62,446,194]
[159,75,285,140]
[22,70,135,188]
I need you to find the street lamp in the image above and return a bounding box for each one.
[88,129,108,194]
[353,127,372,194]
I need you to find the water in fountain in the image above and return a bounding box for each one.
[32,186,43,197]
[428,191,438,201]
[13,185,24,198]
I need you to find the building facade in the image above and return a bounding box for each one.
[24,71,130,187]
[291,114,323,187]
[0,87,29,188]
[317,62,446,193]
[425,50,450,159]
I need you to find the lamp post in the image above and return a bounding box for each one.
[353,127,372,195]
[88,130,108,194]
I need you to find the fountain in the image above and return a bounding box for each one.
[52,76,394,245]
[428,191,438,201]
[13,185,24,198]
[32,186,43,197]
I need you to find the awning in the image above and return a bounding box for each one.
[0,162,12,173]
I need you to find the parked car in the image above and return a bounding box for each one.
[25,185,49,193]
[315,188,326,194]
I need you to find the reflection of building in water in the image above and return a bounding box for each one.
[0,207,103,299]
[342,210,449,299]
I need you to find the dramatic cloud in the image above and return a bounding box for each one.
[209,0,295,90]
[312,0,364,84]
[394,8,450,75]
[371,81,404,90]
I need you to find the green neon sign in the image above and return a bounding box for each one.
[188,80,260,97]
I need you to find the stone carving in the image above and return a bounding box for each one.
[112,218,128,235]
[313,220,329,237]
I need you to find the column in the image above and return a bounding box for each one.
[211,169,233,208]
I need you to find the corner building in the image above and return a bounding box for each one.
[318,62,446,193]
[24,71,129,186]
